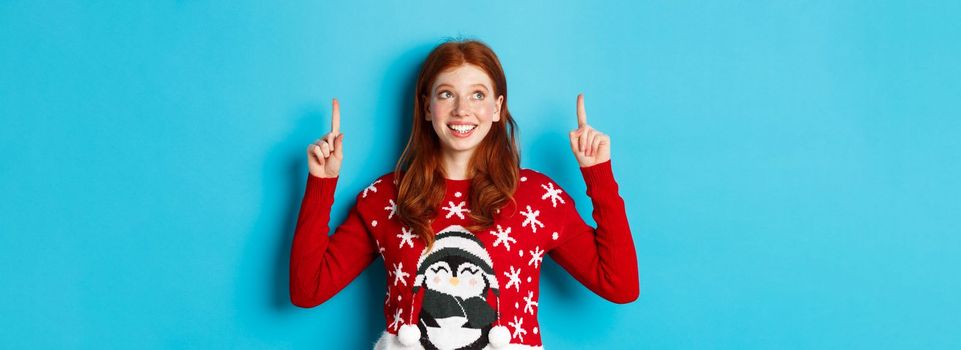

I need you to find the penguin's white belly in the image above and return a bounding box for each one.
[425,316,481,350]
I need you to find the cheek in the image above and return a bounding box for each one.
[469,278,478,286]
[433,276,441,284]
[476,103,496,120]
[430,101,451,116]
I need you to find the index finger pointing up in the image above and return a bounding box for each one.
[331,98,341,134]
[576,93,587,127]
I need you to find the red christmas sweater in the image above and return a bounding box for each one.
[290,160,638,349]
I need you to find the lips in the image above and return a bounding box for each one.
[447,123,477,137]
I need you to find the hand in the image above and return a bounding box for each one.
[306,98,345,178]
[568,93,611,167]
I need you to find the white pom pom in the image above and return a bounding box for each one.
[398,324,420,346]
[489,325,510,348]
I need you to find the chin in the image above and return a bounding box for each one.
[446,143,481,153]
[444,137,485,152]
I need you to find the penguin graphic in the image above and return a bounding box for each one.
[398,225,511,350]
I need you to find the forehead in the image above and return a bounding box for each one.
[432,64,494,90]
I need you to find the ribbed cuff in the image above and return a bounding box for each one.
[305,173,339,206]
[580,159,617,196]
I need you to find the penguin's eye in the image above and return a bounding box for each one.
[430,266,450,274]
[458,266,480,275]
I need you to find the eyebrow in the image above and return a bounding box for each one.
[434,83,490,92]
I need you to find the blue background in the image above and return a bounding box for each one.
[2,1,959,349]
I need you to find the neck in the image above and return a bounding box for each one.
[441,148,473,180]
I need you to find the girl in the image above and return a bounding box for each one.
[290,39,638,350]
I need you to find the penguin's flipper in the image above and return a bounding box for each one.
[460,296,497,328]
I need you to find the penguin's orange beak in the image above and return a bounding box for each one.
[449,277,460,286]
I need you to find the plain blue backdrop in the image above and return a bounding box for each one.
[2,1,960,349]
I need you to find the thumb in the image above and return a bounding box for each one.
[569,130,580,154]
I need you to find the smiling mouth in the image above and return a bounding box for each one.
[447,124,477,135]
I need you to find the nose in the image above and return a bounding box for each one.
[452,97,471,117]
[449,277,460,286]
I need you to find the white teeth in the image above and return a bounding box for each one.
[448,124,476,133]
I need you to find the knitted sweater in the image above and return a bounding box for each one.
[290,160,638,349]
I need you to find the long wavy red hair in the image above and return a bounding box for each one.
[394,39,520,252]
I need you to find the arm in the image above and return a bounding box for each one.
[548,160,640,304]
[289,174,378,308]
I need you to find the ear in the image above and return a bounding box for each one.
[422,94,431,121]
[494,95,504,122]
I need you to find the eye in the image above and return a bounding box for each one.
[430,265,450,274]
[438,91,453,99]
[458,266,480,275]
[472,91,485,100]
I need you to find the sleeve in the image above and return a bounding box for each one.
[546,160,640,304]
[289,173,379,308]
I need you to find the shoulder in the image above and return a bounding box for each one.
[519,168,561,188]
[516,168,572,201]
[354,171,399,203]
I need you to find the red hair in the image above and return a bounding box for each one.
[394,39,520,252]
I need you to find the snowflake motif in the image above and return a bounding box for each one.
[362,179,382,198]
[509,315,527,341]
[540,182,566,208]
[520,205,545,233]
[552,232,559,240]
[527,246,544,269]
[523,291,539,315]
[489,225,517,251]
[388,308,403,331]
[396,227,415,249]
[392,262,410,286]
[384,199,397,220]
[442,201,470,220]
[504,266,522,292]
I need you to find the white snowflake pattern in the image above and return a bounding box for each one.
[520,205,545,233]
[396,227,415,249]
[442,201,470,219]
[363,179,382,198]
[489,225,517,251]
[388,308,403,331]
[504,266,522,292]
[540,182,566,208]
[523,291,539,315]
[384,199,397,219]
[509,315,527,341]
[527,246,544,268]
[392,262,410,286]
